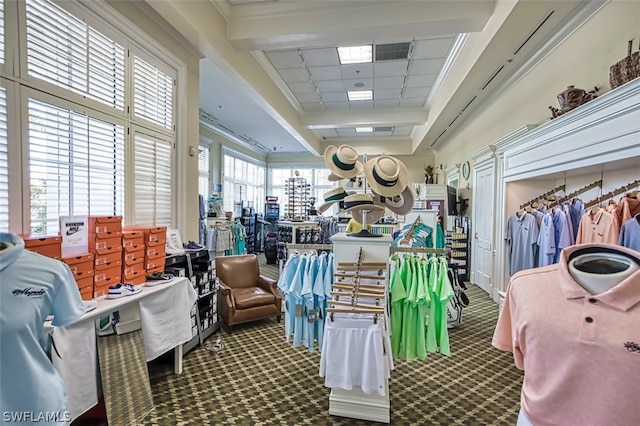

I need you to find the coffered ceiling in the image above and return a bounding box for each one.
[140,0,606,157]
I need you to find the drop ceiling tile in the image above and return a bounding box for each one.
[374,99,400,108]
[375,130,393,136]
[405,74,437,88]
[324,102,351,110]
[301,103,327,112]
[412,37,455,59]
[374,60,408,78]
[340,63,374,80]
[265,50,303,69]
[319,128,339,137]
[403,86,430,98]
[316,80,346,92]
[295,93,322,103]
[321,92,348,102]
[399,98,425,107]
[300,48,340,67]
[374,88,402,100]
[349,100,374,109]
[393,126,413,136]
[343,78,373,90]
[374,76,404,90]
[337,128,356,137]
[278,68,311,83]
[309,66,342,81]
[408,58,443,75]
[288,81,317,94]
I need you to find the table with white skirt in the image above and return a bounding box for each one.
[47,277,197,421]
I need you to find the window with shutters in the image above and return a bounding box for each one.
[0,0,182,233]
[28,98,124,234]
[0,86,8,232]
[134,131,173,227]
[198,145,210,197]
[25,0,125,111]
[222,151,265,215]
[133,55,174,130]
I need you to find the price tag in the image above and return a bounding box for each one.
[295,304,303,317]
[307,309,317,323]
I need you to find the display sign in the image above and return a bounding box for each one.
[59,215,89,257]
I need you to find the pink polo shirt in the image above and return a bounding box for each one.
[493,244,640,426]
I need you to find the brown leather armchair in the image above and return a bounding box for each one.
[216,254,281,332]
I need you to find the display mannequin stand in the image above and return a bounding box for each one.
[348,208,383,238]
[328,233,393,423]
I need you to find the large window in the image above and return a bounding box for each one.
[268,166,335,217]
[28,98,125,234]
[223,152,265,215]
[0,0,181,234]
[198,144,210,197]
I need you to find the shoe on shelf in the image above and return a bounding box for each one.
[145,272,174,287]
[107,283,143,299]
[183,241,205,251]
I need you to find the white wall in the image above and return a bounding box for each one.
[435,1,640,189]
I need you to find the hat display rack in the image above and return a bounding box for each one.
[322,145,415,238]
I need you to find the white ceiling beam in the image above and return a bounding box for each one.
[226,1,495,51]
[302,108,427,129]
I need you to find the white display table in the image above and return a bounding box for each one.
[328,233,392,423]
[49,277,197,420]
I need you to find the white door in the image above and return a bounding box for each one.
[472,165,494,294]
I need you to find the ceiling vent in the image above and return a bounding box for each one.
[460,96,477,113]
[218,124,236,135]
[481,65,504,91]
[375,42,411,61]
[375,126,394,132]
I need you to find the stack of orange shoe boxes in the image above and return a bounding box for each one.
[123,227,167,275]
[22,235,63,260]
[122,231,146,285]
[89,216,123,297]
[62,253,95,300]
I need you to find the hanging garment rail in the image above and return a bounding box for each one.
[389,246,447,255]
[519,184,566,209]
[584,179,640,209]
[548,180,603,208]
[334,272,385,280]
[337,262,387,269]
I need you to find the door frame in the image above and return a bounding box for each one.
[470,145,498,297]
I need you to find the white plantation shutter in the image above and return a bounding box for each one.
[133,56,174,130]
[25,0,125,110]
[0,87,8,231]
[198,146,210,197]
[134,132,173,227]
[28,98,124,234]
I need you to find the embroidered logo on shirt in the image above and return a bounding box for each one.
[624,341,640,353]
[12,287,46,298]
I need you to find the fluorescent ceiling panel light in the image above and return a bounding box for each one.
[347,90,373,101]
[355,127,373,133]
[337,45,373,64]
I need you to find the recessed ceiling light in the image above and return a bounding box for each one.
[347,90,373,101]
[356,127,373,133]
[337,45,373,65]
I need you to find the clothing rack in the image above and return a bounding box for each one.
[584,179,640,209]
[519,184,566,209]
[389,246,447,255]
[547,180,602,208]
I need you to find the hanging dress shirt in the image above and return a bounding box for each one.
[537,213,556,267]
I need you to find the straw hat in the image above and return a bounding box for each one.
[324,145,363,180]
[317,187,351,214]
[343,193,385,225]
[372,185,416,215]
[327,172,343,182]
[363,156,409,197]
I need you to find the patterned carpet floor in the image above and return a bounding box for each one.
[142,255,523,425]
